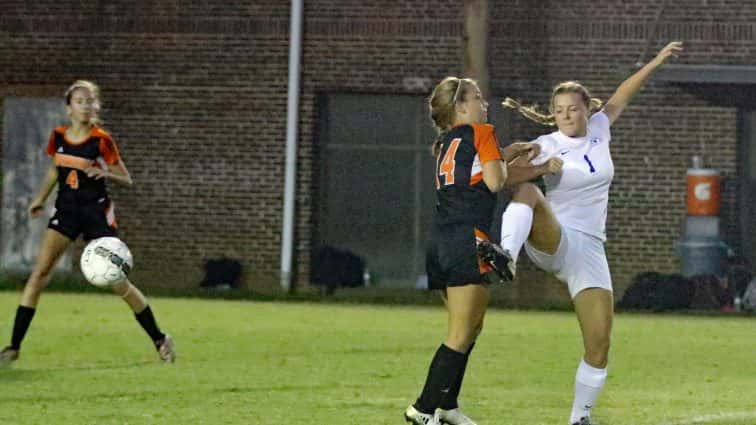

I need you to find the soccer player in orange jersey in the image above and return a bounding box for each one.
[0,81,175,364]
[405,77,534,425]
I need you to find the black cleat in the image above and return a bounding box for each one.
[476,240,515,284]
[572,417,597,425]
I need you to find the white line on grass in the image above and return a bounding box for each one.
[662,411,756,425]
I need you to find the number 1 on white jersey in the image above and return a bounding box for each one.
[583,154,596,173]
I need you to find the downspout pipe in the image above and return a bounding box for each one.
[280,0,303,292]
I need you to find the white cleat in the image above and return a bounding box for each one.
[437,407,478,425]
[0,346,20,365]
[157,334,176,363]
[405,405,441,425]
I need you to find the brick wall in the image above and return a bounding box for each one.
[0,1,293,288]
[1,1,753,300]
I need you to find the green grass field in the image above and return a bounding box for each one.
[0,291,754,425]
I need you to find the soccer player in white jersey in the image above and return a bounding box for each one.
[497,41,683,425]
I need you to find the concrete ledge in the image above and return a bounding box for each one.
[655,64,756,85]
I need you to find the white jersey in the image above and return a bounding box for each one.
[530,111,614,241]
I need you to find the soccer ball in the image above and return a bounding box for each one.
[80,237,133,287]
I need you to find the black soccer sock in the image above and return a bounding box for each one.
[10,305,36,350]
[440,342,475,410]
[414,344,468,414]
[134,306,165,345]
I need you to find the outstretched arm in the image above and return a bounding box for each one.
[603,41,683,125]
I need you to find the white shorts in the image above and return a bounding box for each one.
[524,226,613,298]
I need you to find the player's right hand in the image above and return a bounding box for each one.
[544,157,563,174]
[28,201,44,218]
[501,142,538,163]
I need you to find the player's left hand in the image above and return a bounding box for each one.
[84,166,108,180]
[652,41,683,67]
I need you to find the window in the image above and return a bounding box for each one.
[739,109,756,267]
[315,94,437,287]
[1,97,71,271]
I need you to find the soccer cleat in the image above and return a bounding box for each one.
[572,417,597,425]
[156,334,176,363]
[405,405,441,425]
[0,346,20,364]
[476,240,515,284]
[437,407,477,425]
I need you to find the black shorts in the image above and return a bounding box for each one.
[426,223,493,290]
[48,198,118,241]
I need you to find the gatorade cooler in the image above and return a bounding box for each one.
[686,168,720,216]
[678,237,728,277]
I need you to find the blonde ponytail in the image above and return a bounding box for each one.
[503,81,603,127]
[589,97,604,113]
[502,97,555,126]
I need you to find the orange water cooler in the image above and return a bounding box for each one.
[678,159,728,278]
[686,168,721,216]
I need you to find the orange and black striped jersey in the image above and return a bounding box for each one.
[433,123,502,229]
[47,126,121,204]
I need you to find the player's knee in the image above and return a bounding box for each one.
[34,264,56,282]
[512,182,543,207]
[27,270,52,291]
[111,281,131,297]
[585,349,609,368]
[586,333,611,360]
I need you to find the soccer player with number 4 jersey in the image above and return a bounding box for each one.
[0,80,175,365]
[497,41,683,425]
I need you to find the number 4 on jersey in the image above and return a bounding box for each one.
[66,170,79,189]
[436,138,461,188]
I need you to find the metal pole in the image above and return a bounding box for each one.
[280,0,303,291]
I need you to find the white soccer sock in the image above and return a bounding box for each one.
[499,202,533,263]
[570,359,607,424]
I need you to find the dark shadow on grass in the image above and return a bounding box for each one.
[0,382,349,403]
[0,360,155,380]
[30,360,156,373]
[0,367,39,382]
[0,361,162,382]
